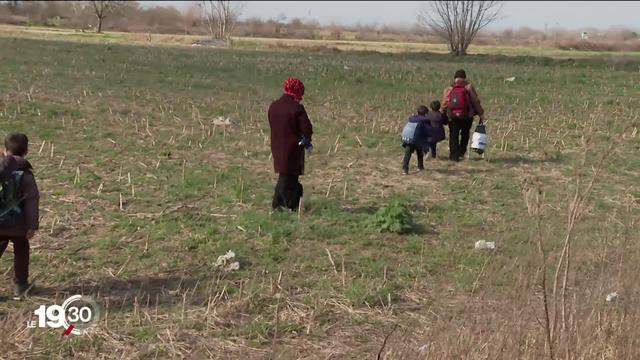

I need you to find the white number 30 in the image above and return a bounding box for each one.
[67,307,92,323]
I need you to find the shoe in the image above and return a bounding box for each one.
[12,282,31,300]
[402,170,409,175]
[417,168,424,172]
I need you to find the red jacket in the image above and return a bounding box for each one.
[268,94,313,175]
[0,155,39,237]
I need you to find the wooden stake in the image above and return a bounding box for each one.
[326,177,334,198]
[38,140,46,155]
[343,180,348,200]
[50,216,57,234]
[341,256,346,286]
[325,248,338,275]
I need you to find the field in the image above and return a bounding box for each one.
[4,24,640,59]
[0,31,639,359]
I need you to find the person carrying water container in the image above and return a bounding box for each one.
[441,69,485,162]
[268,77,313,211]
[401,105,430,175]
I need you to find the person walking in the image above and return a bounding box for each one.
[268,77,313,211]
[0,133,40,299]
[441,69,485,161]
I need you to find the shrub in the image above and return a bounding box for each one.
[367,200,414,234]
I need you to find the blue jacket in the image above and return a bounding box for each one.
[425,111,448,143]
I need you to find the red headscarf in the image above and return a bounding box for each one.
[283,77,305,102]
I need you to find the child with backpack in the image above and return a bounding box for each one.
[0,133,39,299]
[401,105,430,175]
[424,100,449,159]
[441,69,485,161]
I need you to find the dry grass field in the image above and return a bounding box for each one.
[0,25,639,359]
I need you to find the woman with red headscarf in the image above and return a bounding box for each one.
[268,77,313,211]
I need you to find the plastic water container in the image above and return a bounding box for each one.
[471,123,487,154]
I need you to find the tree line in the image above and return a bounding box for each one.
[1,1,637,55]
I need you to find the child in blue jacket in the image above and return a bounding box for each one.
[401,105,430,175]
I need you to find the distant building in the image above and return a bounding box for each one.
[580,31,589,40]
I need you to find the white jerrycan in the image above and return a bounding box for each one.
[471,123,487,154]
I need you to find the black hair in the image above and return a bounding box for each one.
[430,100,441,111]
[5,132,29,156]
[417,105,428,115]
[454,69,467,79]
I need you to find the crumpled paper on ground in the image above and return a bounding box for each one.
[215,250,240,272]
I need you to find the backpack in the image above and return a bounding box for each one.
[401,121,418,144]
[0,161,24,226]
[447,84,472,120]
[402,114,431,146]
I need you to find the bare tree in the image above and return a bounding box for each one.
[200,1,243,40]
[418,1,502,56]
[89,0,123,33]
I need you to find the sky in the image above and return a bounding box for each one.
[146,1,640,30]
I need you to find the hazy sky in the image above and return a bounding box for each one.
[148,1,640,30]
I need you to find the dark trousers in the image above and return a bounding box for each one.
[427,143,437,158]
[449,118,473,160]
[272,174,303,211]
[0,236,29,285]
[402,145,424,171]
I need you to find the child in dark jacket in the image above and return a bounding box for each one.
[0,133,39,299]
[401,105,430,175]
[425,100,449,159]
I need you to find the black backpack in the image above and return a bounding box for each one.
[0,157,24,226]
